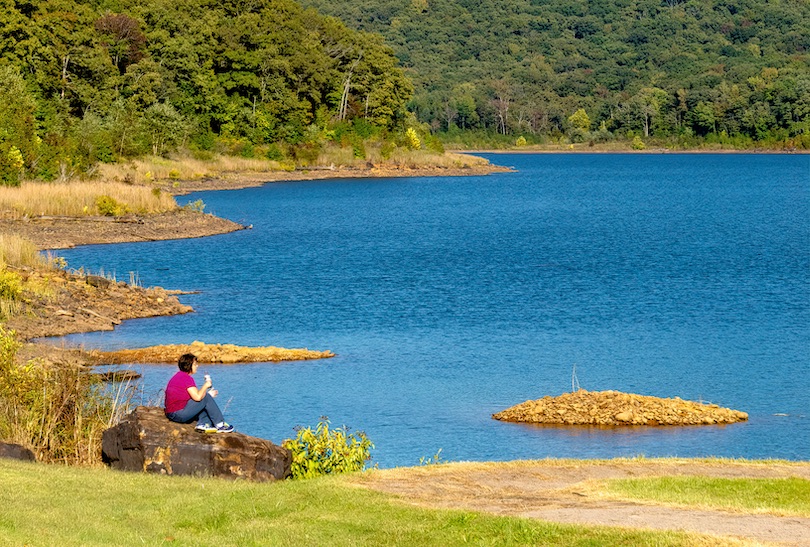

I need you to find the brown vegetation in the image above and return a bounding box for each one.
[493,389,748,426]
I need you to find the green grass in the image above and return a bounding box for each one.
[600,476,810,517]
[0,459,720,546]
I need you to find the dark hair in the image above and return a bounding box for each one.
[178,353,197,372]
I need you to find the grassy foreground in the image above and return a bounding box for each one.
[599,476,810,517]
[0,459,724,547]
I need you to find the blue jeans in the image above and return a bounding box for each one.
[166,394,224,427]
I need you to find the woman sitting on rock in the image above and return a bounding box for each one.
[164,353,234,433]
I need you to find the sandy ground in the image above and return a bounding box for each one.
[350,459,810,546]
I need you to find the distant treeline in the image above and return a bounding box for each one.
[300,0,810,148]
[0,0,412,184]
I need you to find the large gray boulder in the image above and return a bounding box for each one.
[102,406,291,481]
[0,442,36,462]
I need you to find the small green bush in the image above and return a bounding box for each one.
[283,417,374,479]
[0,268,22,301]
[350,137,366,159]
[183,199,205,213]
[380,141,396,160]
[95,195,128,217]
[265,143,284,161]
[0,144,24,186]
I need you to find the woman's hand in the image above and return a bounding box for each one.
[187,378,213,402]
[209,388,218,398]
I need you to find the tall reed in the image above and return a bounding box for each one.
[0,233,46,268]
[0,181,177,219]
[0,326,133,465]
[0,234,48,319]
[96,154,289,184]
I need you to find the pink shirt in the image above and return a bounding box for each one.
[164,371,196,413]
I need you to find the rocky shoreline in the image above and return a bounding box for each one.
[7,266,193,341]
[158,163,513,195]
[1,209,246,251]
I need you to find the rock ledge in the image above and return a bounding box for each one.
[102,406,291,481]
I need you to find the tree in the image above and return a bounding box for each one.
[568,108,591,131]
[95,13,146,74]
[138,102,189,156]
[490,79,513,135]
[634,87,669,137]
[689,101,717,136]
[0,66,38,183]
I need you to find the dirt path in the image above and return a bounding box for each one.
[351,459,810,546]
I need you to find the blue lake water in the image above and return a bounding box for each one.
[56,153,809,467]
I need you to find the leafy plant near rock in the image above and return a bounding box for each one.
[283,417,374,479]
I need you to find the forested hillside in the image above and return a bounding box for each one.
[0,0,412,183]
[300,0,810,147]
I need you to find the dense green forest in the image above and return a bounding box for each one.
[0,0,412,183]
[300,0,810,148]
[1,0,808,185]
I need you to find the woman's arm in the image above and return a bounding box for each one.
[186,377,212,402]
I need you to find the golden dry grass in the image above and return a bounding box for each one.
[310,144,490,170]
[91,148,490,185]
[0,181,177,218]
[95,155,291,184]
[370,148,491,168]
[0,233,46,268]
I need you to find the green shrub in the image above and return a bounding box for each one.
[405,128,421,150]
[380,141,396,160]
[283,417,374,479]
[352,142,366,159]
[0,144,23,186]
[184,199,205,213]
[0,268,22,301]
[265,143,285,161]
[95,195,128,217]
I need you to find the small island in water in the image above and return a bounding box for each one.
[93,341,335,364]
[494,389,748,426]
